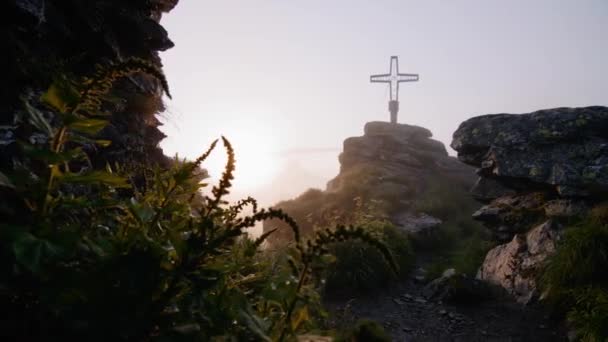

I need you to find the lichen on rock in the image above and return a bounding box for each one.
[452,106,608,303]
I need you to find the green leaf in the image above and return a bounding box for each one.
[60,171,129,188]
[291,306,310,331]
[0,171,15,189]
[12,232,63,273]
[129,201,155,224]
[95,139,112,147]
[239,310,271,342]
[22,145,85,164]
[69,118,108,135]
[41,78,80,113]
[24,101,53,137]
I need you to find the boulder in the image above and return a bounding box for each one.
[423,268,501,304]
[452,107,608,196]
[477,221,560,304]
[452,107,608,303]
[393,212,442,235]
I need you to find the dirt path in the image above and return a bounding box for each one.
[324,262,567,341]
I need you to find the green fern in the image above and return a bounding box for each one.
[74,57,171,116]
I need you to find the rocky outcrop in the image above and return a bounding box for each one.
[423,268,504,304]
[476,221,560,304]
[2,0,179,173]
[452,106,608,303]
[452,107,608,197]
[264,121,477,243]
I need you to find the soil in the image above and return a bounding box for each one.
[324,259,568,341]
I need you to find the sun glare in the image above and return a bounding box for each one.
[204,117,281,193]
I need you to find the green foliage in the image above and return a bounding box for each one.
[542,221,608,295]
[323,221,413,296]
[335,319,392,342]
[424,223,493,280]
[540,219,608,341]
[411,178,492,279]
[567,287,608,342]
[1,60,398,341]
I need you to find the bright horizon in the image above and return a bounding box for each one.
[159,0,608,206]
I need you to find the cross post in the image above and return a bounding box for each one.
[370,56,419,124]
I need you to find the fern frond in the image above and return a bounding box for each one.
[228,196,258,218]
[305,225,398,273]
[233,208,300,244]
[74,57,171,116]
[210,136,235,207]
[192,139,218,171]
[253,228,277,249]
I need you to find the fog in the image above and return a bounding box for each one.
[159,0,608,207]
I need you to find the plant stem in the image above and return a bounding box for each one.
[279,260,309,341]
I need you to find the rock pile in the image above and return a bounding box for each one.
[452,106,608,303]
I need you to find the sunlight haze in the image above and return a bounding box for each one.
[159,0,608,206]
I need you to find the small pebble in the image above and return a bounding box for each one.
[393,298,405,305]
[415,297,428,304]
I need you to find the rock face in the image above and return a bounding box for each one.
[452,106,608,303]
[264,121,477,242]
[2,0,179,173]
[452,107,608,197]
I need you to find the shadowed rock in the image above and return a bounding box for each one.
[452,106,608,303]
[452,106,608,196]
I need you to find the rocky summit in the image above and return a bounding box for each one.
[452,106,608,303]
[264,121,476,243]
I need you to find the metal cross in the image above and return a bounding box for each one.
[370,56,419,123]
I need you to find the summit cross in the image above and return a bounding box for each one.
[370,56,419,124]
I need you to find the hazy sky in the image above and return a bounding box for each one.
[159,0,608,205]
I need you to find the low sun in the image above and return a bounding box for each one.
[203,118,281,192]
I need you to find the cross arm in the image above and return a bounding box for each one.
[370,74,392,83]
[397,73,419,82]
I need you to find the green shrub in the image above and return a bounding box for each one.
[567,287,608,342]
[323,221,413,296]
[540,219,608,341]
[0,60,397,341]
[423,219,493,280]
[409,176,492,280]
[542,221,608,294]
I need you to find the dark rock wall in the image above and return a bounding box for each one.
[452,106,608,303]
[1,0,179,171]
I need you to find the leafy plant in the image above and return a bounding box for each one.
[540,218,608,341]
[323,221,412,296]
[0,58,397,341]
